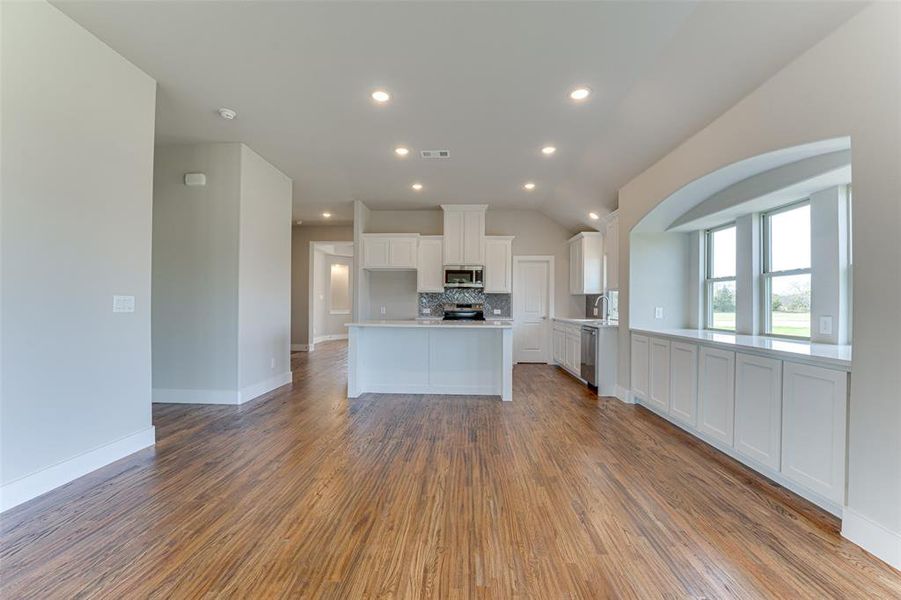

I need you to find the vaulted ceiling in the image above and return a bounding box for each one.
[55,1,862,229]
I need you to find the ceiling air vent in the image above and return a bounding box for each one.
[420,150,450,159]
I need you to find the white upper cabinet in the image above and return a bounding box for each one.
[417,236,444,292]
[603,211,619,291]
[361,234,419,270]
[483,236,513,293]
[568,232,604,294]
[734,353,782,470]
[442,205,486,265]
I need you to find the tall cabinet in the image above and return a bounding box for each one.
[484,236,514,293]
[568,232,604,294]
[442,205,486,265]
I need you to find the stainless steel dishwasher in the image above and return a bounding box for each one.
[580,325,598,388]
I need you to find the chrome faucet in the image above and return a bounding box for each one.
[593,293,608,320]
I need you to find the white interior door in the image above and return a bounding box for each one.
[513,257,551,363]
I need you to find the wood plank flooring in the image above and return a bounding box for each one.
[2,340,899,598]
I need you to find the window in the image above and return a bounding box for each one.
[705,224,736,331]
[762,202,811,338]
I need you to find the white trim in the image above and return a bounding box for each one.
[313,333,347,344]
[635,397,843,517]
[615,385,634,404]
[842,507,901,570]
[291,343,309,352]
[0,426,156,513]
[239,371,292,404]
[356,383,500,397]
[153,388,241,405]
[512,255,555,364]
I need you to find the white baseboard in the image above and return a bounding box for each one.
[313,333,347,344]
[239,371,292,403]
[153,387,241,405]
[615,385,634,404]
[0,426,155,513]
[290,343,310,352]
[842,506,901,570]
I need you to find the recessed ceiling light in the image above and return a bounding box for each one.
[523,182,536,190]
[371,89,390,103]
[569,87,591,101]
[295,219,303,225]
[395,146,410,157]
[322,212,332,218]
[589,212,600,220]
[217,107,237,120]
[411,183,423,191]
[541,146,556,156]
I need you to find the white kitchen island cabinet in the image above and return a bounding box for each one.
[347,320,513,401]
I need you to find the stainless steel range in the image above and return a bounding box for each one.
[442,303,485,321]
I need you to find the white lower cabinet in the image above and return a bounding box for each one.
[697,346,735,445]
[553,322,582,378]
[647,337,670,413]
[565,331,581,374]
[733,353,783,470]
[668,342,698,427]
[552,327,565,365]
[630,334,649,402]
[781,362,848,503]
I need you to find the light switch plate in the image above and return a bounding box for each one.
[819,316,833,335]
[422,308,431,314]
[655,307,664,319]
[112,295,135,313]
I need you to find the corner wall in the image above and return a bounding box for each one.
[1,0,157,510]
[616,3,900,567]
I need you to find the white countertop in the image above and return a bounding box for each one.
[348,319,512,329]
[554,317,619,328]
[631,327,852,370]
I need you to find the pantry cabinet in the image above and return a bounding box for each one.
[568,232,604,294]
[361,234,419,270]
[483,236,514,293]
[416,236,444,292]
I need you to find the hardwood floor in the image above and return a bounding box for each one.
[2,340,899,598]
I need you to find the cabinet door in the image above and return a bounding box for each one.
[417,237,443,292]
[484,238,512,293]
[734,353,782,470]
[630,334,649,401]
[569,241,583,294]
[389,237,417,268]
[565,332,580,374]
[362,236,389,268]
[552,329,565,365]
[647,338,670,412]
[604,216,618,290]
[462,210,484,264]
[697,346,735,445]
[443,211,464,265]
[781,362,847,503]
[669,342,698,427]
[583,235,604,294]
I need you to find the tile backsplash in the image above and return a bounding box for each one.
[584,290,619,320]
[419,288,512,319]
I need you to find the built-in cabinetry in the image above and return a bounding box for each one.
[629,330,848,514]
[568,232,604,294]
[483,236,514,293]
[361,234,419,270]
[417,236,444,292]
[552,320,583,378]
[442,205,486,265]
[602,212,619,291]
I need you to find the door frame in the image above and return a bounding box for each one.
[307,241,354,352]
[512,255,555,364]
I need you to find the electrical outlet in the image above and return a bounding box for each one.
[655,307,664,319]
[380,306,387,315]
[112,295,135,313]
[819,316,833,335]
[493,309,501,315]
[592,307,599,316]
[422,308,431,314]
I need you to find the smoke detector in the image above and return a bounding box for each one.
[420,150,450,159]
[218,107,237,120]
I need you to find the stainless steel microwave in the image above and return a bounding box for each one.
[443,266,484,288]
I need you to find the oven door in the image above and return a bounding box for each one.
[443,267,483,288]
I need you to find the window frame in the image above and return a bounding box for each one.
[704,222,737,332]
[761,199,811,339]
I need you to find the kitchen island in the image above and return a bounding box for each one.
[347,320,513,401]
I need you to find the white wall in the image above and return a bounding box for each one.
[616,4,900,567]
[153,143,292,403]
[312,251,352,338]
[628,232,692,330]
[291,225,354,346]
[1,0,157,508]
[237,145,293,392]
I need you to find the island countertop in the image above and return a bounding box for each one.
[347,319,513,329]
